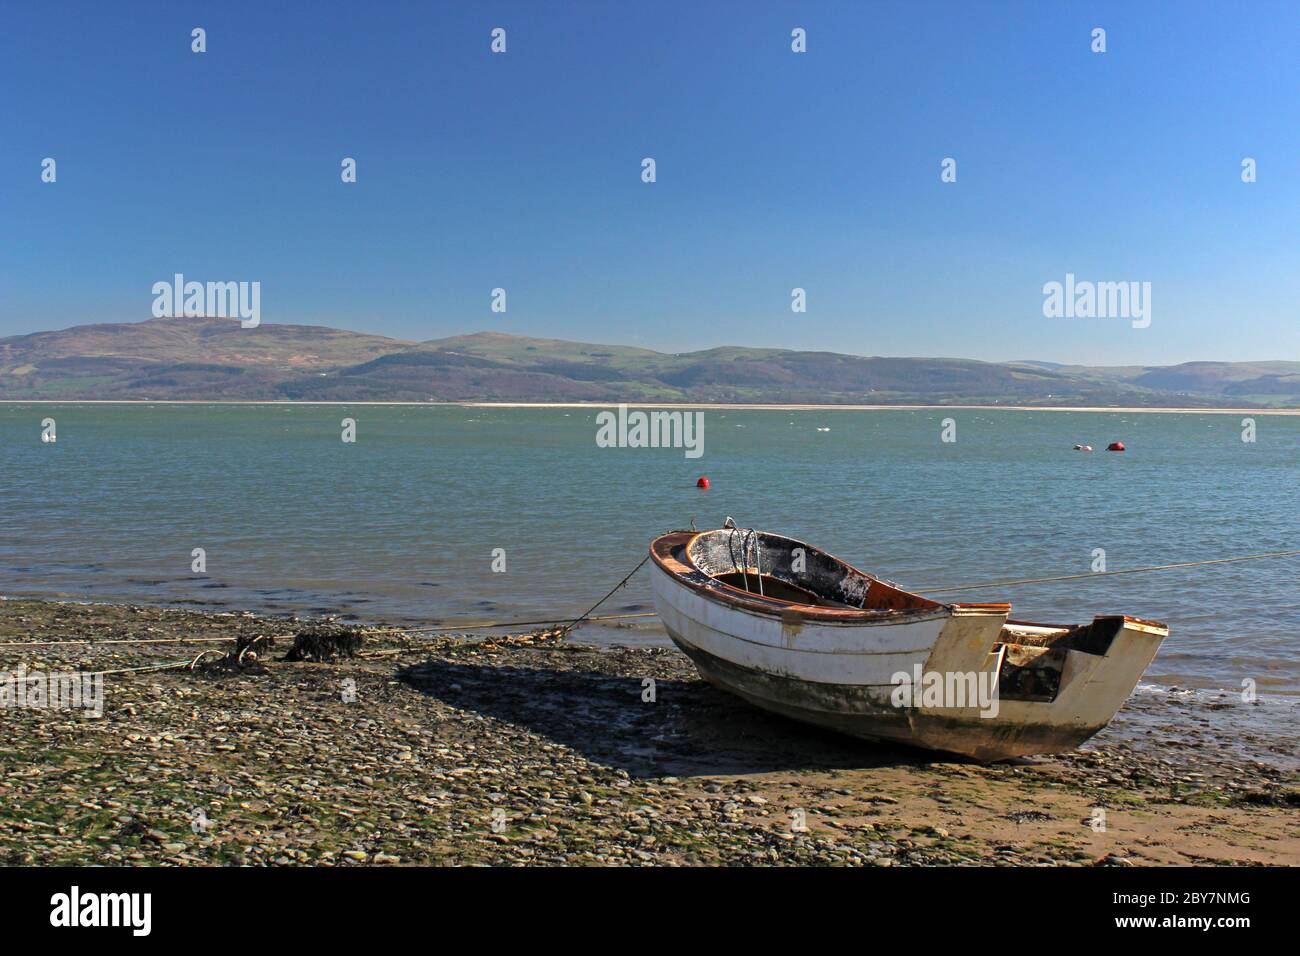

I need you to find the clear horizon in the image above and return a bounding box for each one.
[4,1,1299,365]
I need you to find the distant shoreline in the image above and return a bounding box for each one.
[462,402,1300,415]
[0,399,1296,415]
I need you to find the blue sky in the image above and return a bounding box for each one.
[2,0,1298,364]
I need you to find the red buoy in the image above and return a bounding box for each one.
[696,476,710,488]
[1106,441,1125,452]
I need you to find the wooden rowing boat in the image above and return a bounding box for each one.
[649,529,1168,761]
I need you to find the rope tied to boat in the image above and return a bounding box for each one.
[555,554,652,639]
[0,610,659,649]
[0,658,199,685]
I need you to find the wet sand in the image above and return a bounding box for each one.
[0,599,1295,866]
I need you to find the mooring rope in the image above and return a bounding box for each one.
[0,658,196,685]
[0,635,236,649]
[0,610,659,648]
[374,609,656,637]
[915,548,1300,594]
[0,549,657,668]
[556,554,652,638]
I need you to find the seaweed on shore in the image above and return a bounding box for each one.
[1233,788,1300,808]
[284,624,365,662]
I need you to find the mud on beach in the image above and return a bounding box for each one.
[0,599,1295,867]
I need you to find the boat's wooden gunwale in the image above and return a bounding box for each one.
[650,532,1010,625]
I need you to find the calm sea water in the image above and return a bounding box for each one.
[3,404,1298,702]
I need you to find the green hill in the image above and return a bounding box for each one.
[0,317,1295,407]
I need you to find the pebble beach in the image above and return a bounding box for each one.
[1,599,1295,867]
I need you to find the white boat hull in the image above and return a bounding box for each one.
[650,531,1168,761]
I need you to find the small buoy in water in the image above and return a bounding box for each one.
[696,476,710,489]
[1106,441,1125,452]
[1073,444,1093,452]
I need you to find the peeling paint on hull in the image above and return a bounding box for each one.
[674,639,1108,761]
[650,529,1169,762]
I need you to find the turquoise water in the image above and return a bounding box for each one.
[3,403,1298,699]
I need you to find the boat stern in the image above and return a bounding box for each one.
[910,614,1169,760]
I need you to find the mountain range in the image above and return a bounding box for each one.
[1,317,1297,407]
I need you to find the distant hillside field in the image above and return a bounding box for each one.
[1,317,1296,407]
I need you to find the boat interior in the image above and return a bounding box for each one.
[684,528,941,612]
